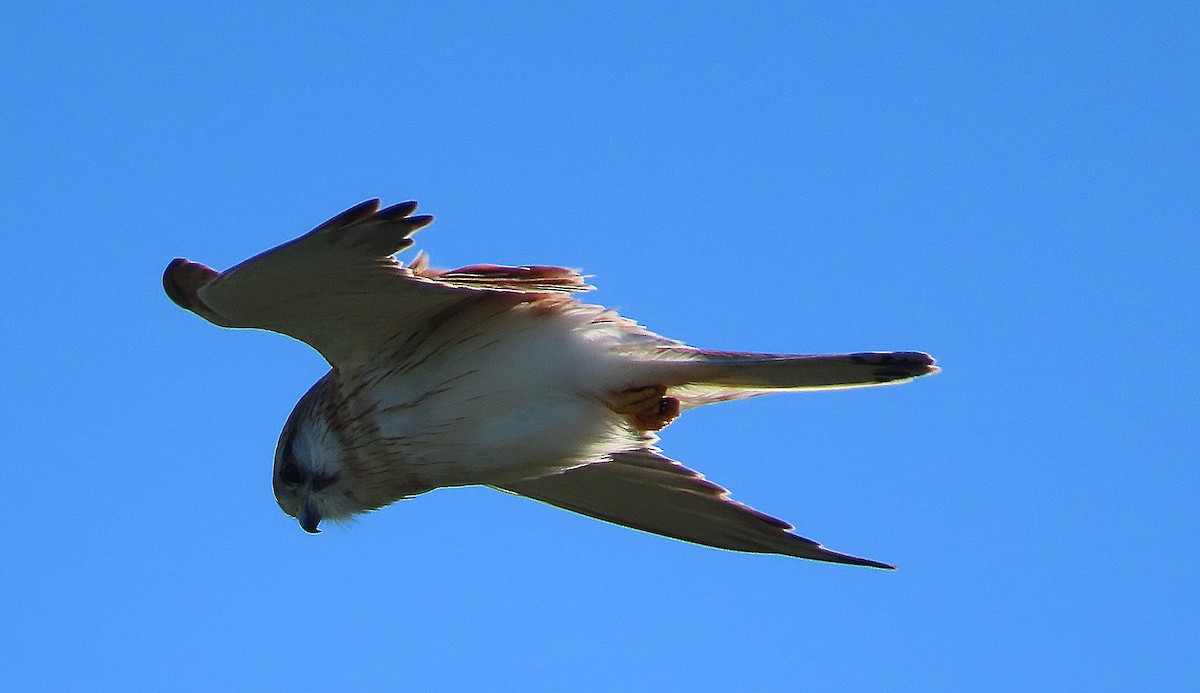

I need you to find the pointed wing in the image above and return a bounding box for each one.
[495,448,894,568]
[163,199,590,367]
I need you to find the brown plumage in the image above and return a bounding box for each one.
[164,199,938,568]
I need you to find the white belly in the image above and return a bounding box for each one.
[354,300,643,487]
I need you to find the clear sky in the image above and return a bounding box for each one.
[1,3,1196,691]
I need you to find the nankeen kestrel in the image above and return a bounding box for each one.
[164,199,937,568]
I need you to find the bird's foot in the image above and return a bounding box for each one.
[607,385,680,431]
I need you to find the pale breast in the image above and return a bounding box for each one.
[341,295,646,488]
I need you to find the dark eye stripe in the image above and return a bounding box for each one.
[311,472,341,491]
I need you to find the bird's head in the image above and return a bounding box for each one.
[272,385,353,533]
[272,373,431,534]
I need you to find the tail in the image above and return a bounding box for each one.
[646,350,939,408]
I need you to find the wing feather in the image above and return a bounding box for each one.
[163,199,589,366]
[495,449,894,568]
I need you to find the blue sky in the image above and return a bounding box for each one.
[1,2,1196,690]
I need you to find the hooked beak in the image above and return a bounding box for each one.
[298,502,322,534]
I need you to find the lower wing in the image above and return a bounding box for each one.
[494,448,893,568]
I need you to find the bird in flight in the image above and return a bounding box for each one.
[164,199,937,568]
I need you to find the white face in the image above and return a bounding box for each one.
[272,411,355,533]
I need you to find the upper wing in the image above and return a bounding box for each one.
[163,199,590,367]
[494,448,894,568]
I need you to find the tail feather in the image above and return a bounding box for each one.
[645,350,938,408]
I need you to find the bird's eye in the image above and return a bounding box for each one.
[280,462,304,486]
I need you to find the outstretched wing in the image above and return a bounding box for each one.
[163,199,590,367]
[494,448,894,568]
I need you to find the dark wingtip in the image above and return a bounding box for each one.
[163,257,220,313]
[163,258,194,309]
[825,553,896,570]
[400,214,435,231]
[376,200,420,220]
[814,546,896,570]
[321,199,382,229]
